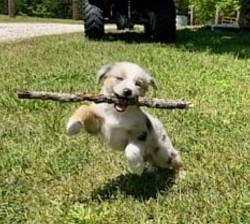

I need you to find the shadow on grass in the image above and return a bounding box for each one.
[103,31,153,43]
[91,168,176,202]
[176,27,250,59]
[102,27,250,59]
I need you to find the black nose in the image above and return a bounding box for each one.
[123,88,132,97]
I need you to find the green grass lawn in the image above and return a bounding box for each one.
[0,29,250,223]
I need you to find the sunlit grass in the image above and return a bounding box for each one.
[0,29,249,223]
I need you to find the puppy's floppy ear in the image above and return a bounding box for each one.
[97,63,113,83]
[149,78,158,90]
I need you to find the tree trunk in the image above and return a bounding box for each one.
[8,0,16,18]
[72,0,80,20]
[239,0,250,29]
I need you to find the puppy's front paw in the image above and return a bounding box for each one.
[125,144,145,176]
[66,120,83,135]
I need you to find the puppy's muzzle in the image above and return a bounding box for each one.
[122,88,132,97]
[115,88,134,99]
[114,88,136,113]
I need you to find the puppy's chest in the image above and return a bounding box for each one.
[101,115,146,150]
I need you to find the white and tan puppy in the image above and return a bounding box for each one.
[66,62,182,176]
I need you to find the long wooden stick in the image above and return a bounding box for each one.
[17,90,193,109]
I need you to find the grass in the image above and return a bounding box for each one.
[0,28,250,223]
[0,14,82,24]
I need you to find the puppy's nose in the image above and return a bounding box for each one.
[123,88,132,97]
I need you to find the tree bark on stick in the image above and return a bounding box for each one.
[17,90,193,110]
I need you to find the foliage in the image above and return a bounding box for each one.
[0,0,8,14]
[15,0,72,18]
[0,18,250,223]
[175,0,189,15]
[189,0,240,24]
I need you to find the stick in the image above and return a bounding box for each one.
[17,90,193,109]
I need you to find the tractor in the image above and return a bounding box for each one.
[83,0,176,42]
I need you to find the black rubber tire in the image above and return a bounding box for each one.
[144,22,153,38]
[154,0,176,43]
[83,0,104,40]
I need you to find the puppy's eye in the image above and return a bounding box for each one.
[115,77,123,81]
[135,80,143,87]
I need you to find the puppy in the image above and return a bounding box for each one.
[66,62,182,177]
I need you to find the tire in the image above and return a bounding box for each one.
[154,0,176,43]
[144,22,153,37]
[83,0,104,40]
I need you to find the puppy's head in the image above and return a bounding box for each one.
[97,62,157,112]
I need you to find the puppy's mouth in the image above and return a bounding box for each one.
[114,102,127,113]
[113,92,137,113]
[113,93,127,112]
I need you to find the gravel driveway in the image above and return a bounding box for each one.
[0,23,84,42]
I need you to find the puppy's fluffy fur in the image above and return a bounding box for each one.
[67,62,182,176]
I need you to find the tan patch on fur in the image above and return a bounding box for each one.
[133,77,148,96]
[133,77,144,87]
[70,105,102,134]
[103,76,114,94]
[118,67,128,79]
[102,67,128,94]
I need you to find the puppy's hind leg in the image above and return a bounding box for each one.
[67,105,102,135]
[153,144,183,180]
[169,149,183,179]
[125,143,145,176]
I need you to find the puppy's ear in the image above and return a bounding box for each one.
[149,78,158,90]
[97,63,113,83]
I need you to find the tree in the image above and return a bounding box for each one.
[8,0,16,17]
[72,0,80,20]
[239,0,250,29]
[188,0,240,24]
[175,0,189,15]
